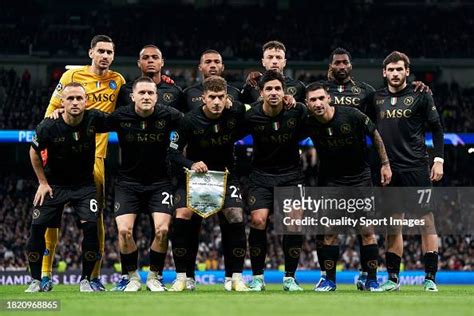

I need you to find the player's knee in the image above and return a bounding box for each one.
[251,215,267,229]
[28,225,47,252]
[222,208,244,224]
[81,222,99,244]
[324,235,338,245]
[154,225,169,242]
[361,234,376,245]
[118,225,134,241]
[176,208,193,220]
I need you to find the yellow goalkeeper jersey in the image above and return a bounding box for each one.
[45,66,126,158]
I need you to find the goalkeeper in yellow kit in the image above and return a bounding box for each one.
[41,35,125,291]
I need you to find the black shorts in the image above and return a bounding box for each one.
[114,180,174,216]
[247,169,304,212]
[31,184,98,226]
[383,167,433,216]
[319,169,373,187]
[390,167,432,187]
[173,176,243,210]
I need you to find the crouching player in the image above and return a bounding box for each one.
[25,83,104,292]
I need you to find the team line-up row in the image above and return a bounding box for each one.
[24,35,443,293]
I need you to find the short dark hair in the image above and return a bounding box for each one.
[63,82,86,92]
[132,76,155,91]
[329,47,352,63]
[139,44,162,57]
[262,40,286,53]
[383,51,410,69]
[90,35,114,49]
[203,76,227,93]
[305,83,327,96]
[258,70,286,90]
[200,49,221,63]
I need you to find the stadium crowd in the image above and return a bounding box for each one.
[2,2,474,60]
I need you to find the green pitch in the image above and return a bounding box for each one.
[1,285,473,316]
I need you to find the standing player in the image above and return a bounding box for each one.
[104,77,182,291]
[304,83,392,291]
[112,44,183,290]
[183,50,241,112]
[117,44,183,111]
[245,70,307,291]
[241,40,306,105]
[168,76,248,292]
[42,35,125,292]
[25,83,104,292]
[373,51,444,292]
[324,48,376,112]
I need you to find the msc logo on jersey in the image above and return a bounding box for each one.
[351,86,361,95]
[109,80,117,90]
[380,109,412,119]
[163,92,175,102]
[286,87,297,96]
[404,96,414,106]
[32,209,41,219]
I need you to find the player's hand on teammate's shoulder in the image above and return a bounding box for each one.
[327,66,335,81]
[46,108,64,120]
[246,71,263,87]
[283,95,296,109]
[191,161,208,173]
[34,183,53,206]
[412,81,432,95]
[161,75,174,85]
[225,96,233,109]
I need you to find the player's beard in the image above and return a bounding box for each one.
[334,69,349,83]
[389,77,406,88]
